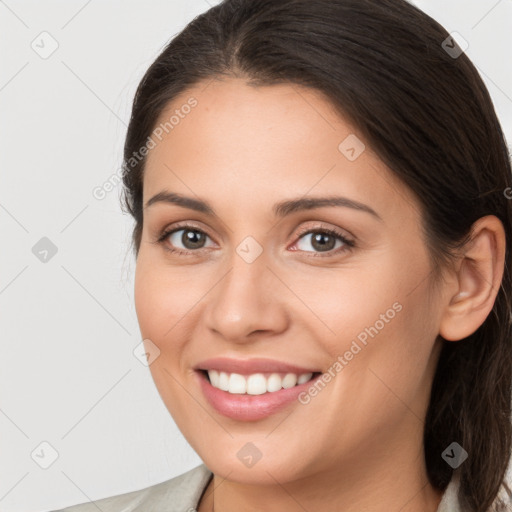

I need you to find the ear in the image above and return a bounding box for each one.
[439,215,506,342]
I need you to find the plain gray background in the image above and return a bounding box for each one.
[0,1,511,511]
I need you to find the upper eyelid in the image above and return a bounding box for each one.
[164,221,214,239]
[294,223,353,240]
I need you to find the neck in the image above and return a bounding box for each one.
[198,448,444,512]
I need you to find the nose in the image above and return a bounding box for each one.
[203,250,289,343]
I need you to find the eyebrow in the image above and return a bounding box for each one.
[144,190,382,221]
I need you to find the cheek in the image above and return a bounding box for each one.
[331,279,438,424]
[134,260,197,417]
[288,259,401,351]
[134,258,201,342]
[299,251,436,391]
[134,261,165,340]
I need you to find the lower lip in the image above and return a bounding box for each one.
[196,370,321,421]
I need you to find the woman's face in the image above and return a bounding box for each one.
[134,78,447,485]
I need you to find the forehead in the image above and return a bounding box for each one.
[142,78,418,223]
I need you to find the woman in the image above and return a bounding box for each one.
[55,0,512,510]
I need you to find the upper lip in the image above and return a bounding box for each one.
[194,357,320,375]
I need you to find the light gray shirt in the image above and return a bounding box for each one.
[52,461,512,512]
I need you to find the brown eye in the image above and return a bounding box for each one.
[293,227,355,256]
[157,224,215,254]
[300,231,337,252]
[172,228,208,250]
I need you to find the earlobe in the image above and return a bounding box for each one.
[438,215,506,342]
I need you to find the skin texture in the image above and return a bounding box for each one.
[134,78,506,512]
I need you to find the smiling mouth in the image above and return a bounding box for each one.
[200,369,322,395]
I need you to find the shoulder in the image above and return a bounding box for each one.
[436,457,512,512]
[492,454,512,512]
[52,463,213,512]
[436,469,463,512]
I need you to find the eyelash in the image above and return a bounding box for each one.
[155,222,356,258]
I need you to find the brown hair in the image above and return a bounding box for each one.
[121,1,512,510]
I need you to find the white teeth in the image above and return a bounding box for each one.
[228,373,247,394]
[282,373,297,388]
[208,369,220,388]
[267,373,282,392]
[297,373,313,384]
[206,370,314,394]
[246,374,267,395]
